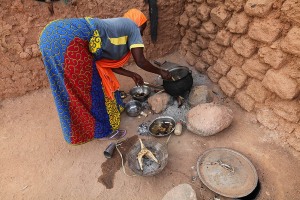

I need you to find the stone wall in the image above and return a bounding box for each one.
[0,0,184,100]
[179,0,300,151]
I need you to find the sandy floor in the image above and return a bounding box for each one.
[0,52,299,200]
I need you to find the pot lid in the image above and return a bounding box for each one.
[197,148,258,198]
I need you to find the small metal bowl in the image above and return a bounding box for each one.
[129,85,152,102]
[148,116,176,137]
[125,100,142,117]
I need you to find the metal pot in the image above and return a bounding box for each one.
[163,66,193,97]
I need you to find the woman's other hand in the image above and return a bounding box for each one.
[132,73,144,86]
[160,70,172,80]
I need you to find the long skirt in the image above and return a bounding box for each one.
[39,19,124,145]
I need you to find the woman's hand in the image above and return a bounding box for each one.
[160,69,172,80]
[132,73,144,86]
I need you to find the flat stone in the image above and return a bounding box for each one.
[162,184,197,200]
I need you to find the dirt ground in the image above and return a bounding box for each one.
[0,52,299,200]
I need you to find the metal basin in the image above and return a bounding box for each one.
[125,100,142,117]
[148,116,176,137]
[129,85,152,102]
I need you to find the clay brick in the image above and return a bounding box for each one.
[189,17,201,28]
[287,136,300,151]
[207,0,224,7]
[215,30,232,46]
[248,18,283,44]
[196,3,211,21]
[280,59,300,80]
[195,60,209,72]
[225,0,246,12]
[180,27,186,37]
[223,48,244,68]
[258,47,287,69]
[281,0,300,25]
[241,57,270,80]
[277,119,298,134]
[202,21,218,34]
[207,66,222,83]
[179,12,189,27]
[195,0,204,3]
[201,50,217,65]
[227,12,250,34]
[212,59,231,75]
[196,27,215,39]
[281,27,300,57]
[244,0,274,17]
[185,51,197,66]
[196,35,209,49]
[269,100,300,123]
[234,91,255,111]
[218,77,236,97]
[208,41,224,57]
[256,108,279,130]
[262,69,300,100]
[246,79,269,103]
[210,5,231,27]
[186,4,197,17]
[185,30,197,42]
[227,67,248,88]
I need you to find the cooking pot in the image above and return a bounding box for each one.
[163,66,193,97]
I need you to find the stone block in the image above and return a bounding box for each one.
[227,12,250,34]
[269,100,300,123]
[208,41,224,57]
[246,79,269,103]
[185,51,197,66]
[186,4,197,17]
[207,66,222,83]
[210,5,231,27]
[196,3,211,21]
[281,27,300,56]
[233,36,257,58]
[248,18,283,44]
[244,0,274,17]
[162,184,197,200]
[256,108,279,130]
[196,35,209,49]
[242,57,270,80]
[262,69,300,100]
[258,47,287,69]
[195,60,209,72]
[234,91,255,111]
[218,77,236,97]
[215,30,232,46]
[227,67,248,88]
[202,21,218,34]
[185,30,197,42]
[281,0,300,25]
[179,12,189,27]
[225,0,246,12]
[223,48,244,68]
[212,59,231,75]
[189,17,201,28]
[190,43,201,56]
[201,50,217,65]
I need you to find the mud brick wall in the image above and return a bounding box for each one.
[0,0,184,100]
[179,0,300,151]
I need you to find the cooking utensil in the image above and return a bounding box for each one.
[197,148,258,198]
[125,100,143,117]
[148,116,176,137]
[129,85,152,102]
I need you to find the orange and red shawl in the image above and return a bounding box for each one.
[96,8,147,99]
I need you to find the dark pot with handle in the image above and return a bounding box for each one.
[163,66,193,97]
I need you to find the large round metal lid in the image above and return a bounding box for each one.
[197,148,258,198]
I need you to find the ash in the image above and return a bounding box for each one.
[161,97,191,124]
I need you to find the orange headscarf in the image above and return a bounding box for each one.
[123,8,147,27]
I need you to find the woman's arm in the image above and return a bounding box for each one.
[131,47,172,80]
[112,68,144,86]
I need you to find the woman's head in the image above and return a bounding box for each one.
[123,8,147,35]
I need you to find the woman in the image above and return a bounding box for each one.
[39,8,171,145]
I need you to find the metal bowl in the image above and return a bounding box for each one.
[129,85,152,102]
[125,100,142,117]
[148,116,176,137]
